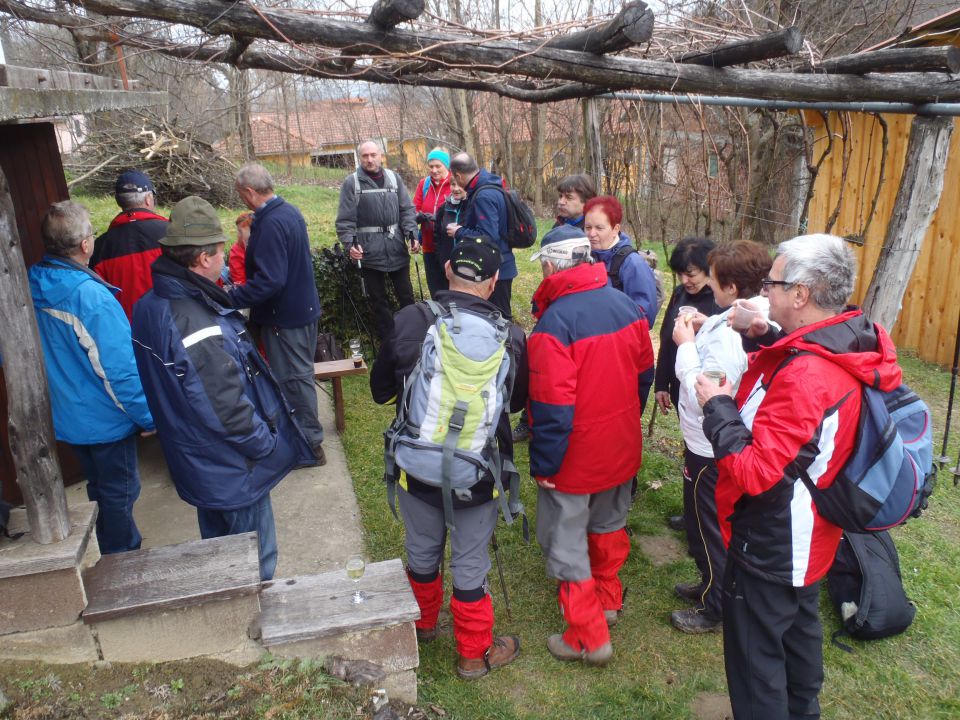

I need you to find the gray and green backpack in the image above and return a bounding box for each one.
[383,300,523,532]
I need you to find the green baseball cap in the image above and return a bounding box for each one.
[161,196,228,247]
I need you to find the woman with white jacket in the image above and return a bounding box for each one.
[669,240,775,634]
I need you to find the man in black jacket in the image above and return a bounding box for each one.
[337,140,419,340]
[370,238,528,680]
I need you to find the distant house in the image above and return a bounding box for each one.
[221,97,442,175]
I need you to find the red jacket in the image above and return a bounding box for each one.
[702,310,902,587]
[528,262,654,494]
[228,242,247,285]
[90,209,167,320]
[413,175,451,253]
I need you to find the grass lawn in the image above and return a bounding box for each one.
[62,184,960,718]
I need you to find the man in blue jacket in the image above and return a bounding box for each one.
[29,200,155,554]
[231,163,326,465]
[132,197,314,581]
[447,153,517,318]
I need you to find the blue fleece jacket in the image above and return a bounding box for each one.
[230,196,321,328]
[29,256,154,444]
[454,169,518,280]
[592,233,660,323]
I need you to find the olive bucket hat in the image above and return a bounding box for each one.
[161,196,228,247]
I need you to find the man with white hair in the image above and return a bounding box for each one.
[90,169,167,321]
[696,234,904,720]
[30,200,155,554]
[527,225,653,666]
[232,162,325,465]
[336,140,418,340]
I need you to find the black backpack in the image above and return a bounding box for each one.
[827,531,915,651]
[471,184,538,249]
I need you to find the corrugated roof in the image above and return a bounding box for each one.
[866,6,960,51]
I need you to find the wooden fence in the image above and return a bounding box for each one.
[805,111,960,367]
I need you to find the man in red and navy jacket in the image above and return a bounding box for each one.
[527,225,653,667]
[695,233,903,720]
[90,169,167,321]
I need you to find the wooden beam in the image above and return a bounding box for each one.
[366,0,424,31]
[0,165,70,545]
[677,27,803,67]
[800,47,960,75]
[46,1,960,103]
[0,87,167,122]
[862,115,954,331]
[545,1,653,54]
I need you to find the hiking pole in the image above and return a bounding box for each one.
[490,530,512,621]
[351,238,368,298]
[943,304,960,484]
[409,233,425,301]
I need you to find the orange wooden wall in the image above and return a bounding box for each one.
[805,111,960,367]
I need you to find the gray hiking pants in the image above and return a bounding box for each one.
[262,321,324,447]
[397,487,496,593]
[536,480,633,581]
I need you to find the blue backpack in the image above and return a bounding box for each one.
[799,382,936,533]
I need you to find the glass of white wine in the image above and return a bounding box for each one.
[346,554,366,604]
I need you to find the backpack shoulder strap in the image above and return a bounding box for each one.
[352,171,361,205]
[421,177,431,202]
[607,245,637,289]
[383,168,398,191]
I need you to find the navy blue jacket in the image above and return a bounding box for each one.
[132,256,314,511]
[230,196,321,328]
[592,234,660,323]
[455,169,518,280]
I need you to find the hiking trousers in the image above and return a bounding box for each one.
[262,321,324,448]
[683,448,725,619]
[537,480,632,652]
[363,265,415,340]
[723,561,823,720]
[398,487,498,659]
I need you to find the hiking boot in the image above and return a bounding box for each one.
[604,609,622,627]
[313,443,327,467]
[456,635,520,680]
[671,608,722,634]
[416,626,439,643]
[667,515,685,532]
[512,420,531,443]
[546,634,613,666]
[675,581,704,604]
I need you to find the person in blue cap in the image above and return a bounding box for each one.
[413,147,452,298]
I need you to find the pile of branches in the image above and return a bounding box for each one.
[66,112,238,206]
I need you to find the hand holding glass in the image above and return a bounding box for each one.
[703,369,727,386]
[346,554,366,604]
[729,299,762,332]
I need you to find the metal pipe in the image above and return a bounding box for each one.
[600,92,960,117]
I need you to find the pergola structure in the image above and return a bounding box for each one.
[0,0,957,542]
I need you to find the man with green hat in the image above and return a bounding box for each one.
[132,196,314,581]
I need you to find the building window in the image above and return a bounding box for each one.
[311,152,354,169]
[708,152,719,178]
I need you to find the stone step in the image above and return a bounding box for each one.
[82,532,262,663]
[255,557,421,702]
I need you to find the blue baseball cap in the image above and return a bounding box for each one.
[115,169,155,195]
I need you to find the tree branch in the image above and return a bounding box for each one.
[544,1,653,55]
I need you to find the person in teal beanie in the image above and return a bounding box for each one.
[413,147,453,297]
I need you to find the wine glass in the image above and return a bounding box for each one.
[346,554,366,604]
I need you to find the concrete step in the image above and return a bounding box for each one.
[255,558,421,702]
[82,532,262,663]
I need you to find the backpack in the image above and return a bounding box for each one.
[607,243,666,318]
[471,184,538,249]
[798,380,936,533]
[382,300,524,532]
[827,530,915,651]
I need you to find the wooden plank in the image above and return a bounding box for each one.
[0,64,128,91]
[0,503,96,579]
[0,88,166,122]
[314,358,369,379]
[82,533,261,623]
[258,558,420,647]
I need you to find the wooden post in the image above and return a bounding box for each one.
[0,164,70,544]
[862,115,954,332]
[582,97,605,192]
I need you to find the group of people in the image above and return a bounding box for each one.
[26,140,906,720]
[30,164,323,581]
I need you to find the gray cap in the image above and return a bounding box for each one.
[162,196,228,247]
[529,224,591,262]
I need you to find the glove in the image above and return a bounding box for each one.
[415,211,435,224]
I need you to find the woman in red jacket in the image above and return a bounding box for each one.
[227,212,253,286]
[413,147,452,298]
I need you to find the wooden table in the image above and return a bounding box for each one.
[314,358,369,434]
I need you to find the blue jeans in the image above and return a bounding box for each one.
[196,494,278,581]
[71,434,142,554]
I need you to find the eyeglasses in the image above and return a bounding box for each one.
[760,278,796,290]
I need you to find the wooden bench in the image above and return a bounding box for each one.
[313,358,368,434]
